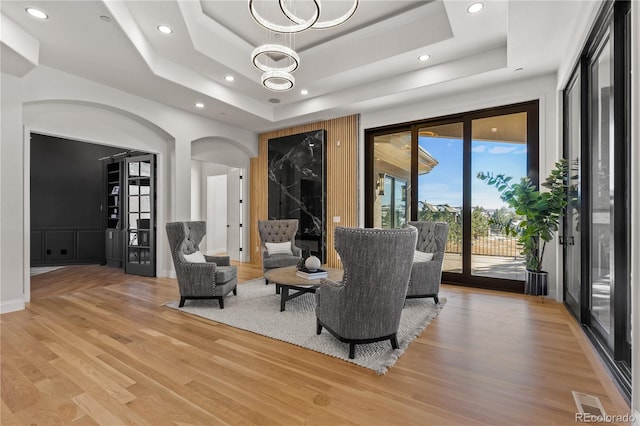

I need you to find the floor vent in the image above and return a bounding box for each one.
[572,391,606,416]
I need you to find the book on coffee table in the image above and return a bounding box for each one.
[296,267,328,279]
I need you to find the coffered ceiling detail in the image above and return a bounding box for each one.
[1,1,593,132]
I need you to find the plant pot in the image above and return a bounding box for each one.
[525,270,548,296]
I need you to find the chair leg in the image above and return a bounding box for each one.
[349,343,356,359]
[316,319,322,335]
[390,334,399,350]
[219,297,224,309]
[434,296,439,304]
[179,297,186,307]
[232,287,237,296]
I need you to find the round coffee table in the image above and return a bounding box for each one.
[264,266,343,312]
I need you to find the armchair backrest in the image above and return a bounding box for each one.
[166,221,206,279]
[257,219,301,255]
[408,221,449,262]
[333,226,418,336]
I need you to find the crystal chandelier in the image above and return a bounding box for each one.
[249,0,359,91]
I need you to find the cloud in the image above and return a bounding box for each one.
[488,146,518,154]
[472,145,487,152]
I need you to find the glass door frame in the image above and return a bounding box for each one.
[561,0,631,399]
[365,101,539,293]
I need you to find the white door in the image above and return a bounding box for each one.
[206,175,227,255]
[227,168,242,261]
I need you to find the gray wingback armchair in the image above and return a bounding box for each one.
[406,221,449,304]
[258,219,302,280]
[316,226,418,359]
[166,221,237,308]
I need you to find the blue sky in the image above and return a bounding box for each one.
[418,136,527,210]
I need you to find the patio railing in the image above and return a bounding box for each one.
[445,233,522,258]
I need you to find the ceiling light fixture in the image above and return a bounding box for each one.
[249,0,358,92]
[261,70,295,92]
[157,25,173,34]
[300,89,309,95]
[225,75,235,82]
[418,54,431,62]
[249,0,319,33]
[467,2,484,14]
[195,102,204,108]
[281,0,359,30]
[26,7,48,19]
[251,44,300,73]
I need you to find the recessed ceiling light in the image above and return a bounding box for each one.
[268,98,281,104]
[225,75,235,82]
[157,25,173,34]
[515,67,524,72]
[418,54,431,62]
[26,8,48,19]
[300,89,309,95]
[195,102,204,108]
[467,2,484,13]
[100,15,111,23]
[491,127,498,132]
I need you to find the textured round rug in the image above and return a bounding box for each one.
[164,278,445,374]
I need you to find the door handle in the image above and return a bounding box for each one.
[568,236,575,246]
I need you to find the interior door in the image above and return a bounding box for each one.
[227,168,242,262]
[124,154,155,277]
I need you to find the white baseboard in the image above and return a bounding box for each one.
[633,410,639,426]
[0,298,25,314]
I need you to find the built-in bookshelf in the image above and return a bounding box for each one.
[104,159,123,267]
[106,161,122,229]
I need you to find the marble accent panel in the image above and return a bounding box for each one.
[268,130,326,262]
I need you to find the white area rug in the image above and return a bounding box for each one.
[30,266,65,276]
[165,278,445,374]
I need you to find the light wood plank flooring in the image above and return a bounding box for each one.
[2,264,630,425]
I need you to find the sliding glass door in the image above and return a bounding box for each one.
[563,70,582,319]
[366,102,538,292]
[470,112,528,281]
[417,122,463,274]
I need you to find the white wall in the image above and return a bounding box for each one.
[360,73,561,298]
[0,65,258,312]
[0,73,26,313]
[191,160,202,221]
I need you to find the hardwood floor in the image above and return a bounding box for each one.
[2,264,630,425]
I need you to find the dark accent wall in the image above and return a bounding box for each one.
[30,134,123,266]
[268,130,326,262]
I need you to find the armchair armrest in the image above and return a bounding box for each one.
[319,277,344,289]
[179,262,218,293]
[204,255,230,266]
[316,277,344,308]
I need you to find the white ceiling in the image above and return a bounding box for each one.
[1,0,590,133]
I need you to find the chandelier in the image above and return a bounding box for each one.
[249,0,359,91]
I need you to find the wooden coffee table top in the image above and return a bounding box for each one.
[265,266,343,286]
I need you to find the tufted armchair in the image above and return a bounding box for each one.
[258,219,302,282]
[166,221,238,308]
[316,226,417,359]
[406,221,449,304]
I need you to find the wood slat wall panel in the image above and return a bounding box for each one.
[249,115,358,268]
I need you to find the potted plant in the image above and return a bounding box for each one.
[477,159,569,296]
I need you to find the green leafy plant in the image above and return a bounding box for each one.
[477,159,569,272]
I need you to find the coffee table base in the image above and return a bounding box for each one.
[276,284,319,312]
